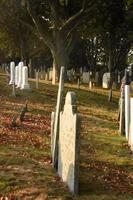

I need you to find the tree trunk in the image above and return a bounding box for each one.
[108,42,113,102]
[20,39,28,65]
[51,36,68,85]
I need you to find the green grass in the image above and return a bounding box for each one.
[0,70,133,199]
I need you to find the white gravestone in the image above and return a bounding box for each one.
[102,73,110,89]
[21,66,30,90]
[49,69,53,81]
[129,98,133,151]
[125,85,130,140]
[15,65,19,86]
[58,92,80,195]
[82,72,90,83]
[9,62,15,85]
[17,62,24,88]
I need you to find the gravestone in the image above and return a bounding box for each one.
[58,92,80,195]
[21,66,30,90]
[51,112,55,155]
[52,66,65,169]
[9,62,15,85]
[82,72,90,83]
[17,62,24,88]
[102,73,110,89]
[67,69,74,82]
[15,66,19,86]
[49,68,53,81]
[129,98,133,151]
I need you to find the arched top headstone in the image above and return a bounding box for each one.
[65,92,76,106]
[18,62,24,67]
[10,62,15,67]
[64,92,77,114]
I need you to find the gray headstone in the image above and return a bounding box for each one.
[102,72,110,89]
[82,72,90,83]
[58,92,80,195]
[51,112,55,155]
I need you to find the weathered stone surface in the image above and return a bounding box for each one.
[51,112,55,155]
[17,62,24,88]
[21,66,30,90]
[9,62,15,85]
[15,65,19,86]
[129,98,133,151]
[58,92,80,195]
[82,72,90,83]
[102,73,110,89]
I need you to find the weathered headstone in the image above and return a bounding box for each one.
[15,65,19,86]
[17,62,24,88]
[49,68,53,81]
[125,69,130,140]
[129,98,133,152]
[9,62,15,85]
[102,73,110,89]
[58,92,80,195]
[52,66,65,169]
[21,66,30,90]
[67,70,74,82]
[51,112,55,155]
[82,72,90,84]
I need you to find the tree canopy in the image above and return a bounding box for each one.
[0,0,132,81]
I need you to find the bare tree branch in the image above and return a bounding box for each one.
[26,1,54,50]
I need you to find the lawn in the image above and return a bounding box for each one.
[0,70,133,200]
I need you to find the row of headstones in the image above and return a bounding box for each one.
[82,72,121,89]
[39,68,120,89]
[51,67,80,195]
[9,61,30,90]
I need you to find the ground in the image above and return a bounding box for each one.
[0,70,133,200]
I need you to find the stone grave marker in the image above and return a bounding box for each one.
[129,98,133,151]
[58,91,80,195]
[102,73,110,89]
[21,66,30,90]
[82,72,90,84]
[17,62,24,88]
[15,65,19,86]
[49,68,53,81]
[52,66,65,169]
[9,62,15,85]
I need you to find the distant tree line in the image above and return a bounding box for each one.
[0,0,132,83]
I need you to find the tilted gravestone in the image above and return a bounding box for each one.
[58,92,80,195]
[52,66,65,169]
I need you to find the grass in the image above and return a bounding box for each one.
[0,70,133,199]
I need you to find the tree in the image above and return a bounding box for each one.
[20,0,97,84]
